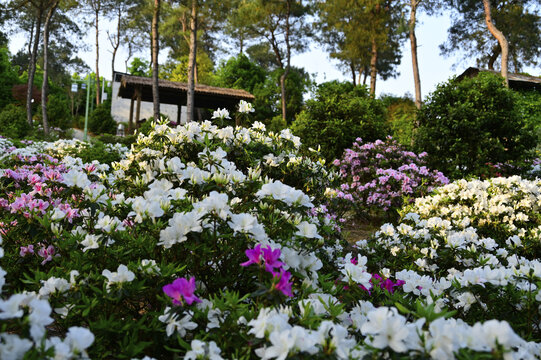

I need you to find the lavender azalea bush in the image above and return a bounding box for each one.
[331,137,449,219]
[0,119,540,359]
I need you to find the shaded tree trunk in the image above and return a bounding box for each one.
[151,0,160,120]
[483,0,508,86]
[108,5,122,78]
[350,61,356,86]
[186,0,197,122]
[369,37,378,97]
[41,0,59,135]
[26,8,43,126]
[279,0,292,123]
[409,0,422,109]
[28,18,35,56]
[94,1,101,105]
[124,42,133,73]
[487,44,501,70]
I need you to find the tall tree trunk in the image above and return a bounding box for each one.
[409,0,422,109]
[125,42,133,73]
[487,44,501,70]
[27,8,43,126]
[108,6,122,78]
[41,1,59,136]
[350,61,356,86]
[363,68,368,85]
[279,0,292,123]
[186,0,197,123]
[94,2,101,105]
[369,37,378,97]
[152,0,161,121]
[483,0,508,86]
[28,18,34,56]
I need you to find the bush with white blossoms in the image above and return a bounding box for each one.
[0,116,540,359]
[356,176,541,340]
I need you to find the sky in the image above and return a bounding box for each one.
[8,10,540,100]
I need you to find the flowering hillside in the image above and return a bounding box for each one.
[0,122,539,359]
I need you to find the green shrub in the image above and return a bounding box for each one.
[137,119,153,136]
[414,73,537,179]
[88,100,116,135]
[97,133,137,147]
[0,103,30,139]
[76,140,124,164]
[47,94,72,130]
[290,81,388,162]
[380,94,417,147]
[515,89,541,150]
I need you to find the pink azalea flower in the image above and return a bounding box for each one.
[240,244,262,267]
[163,277,201,306]
[261,246,284,273]
[37,245,57,265]
[272,269,293,297]
[20,245,34,257]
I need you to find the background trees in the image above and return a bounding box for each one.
[316,0,405,97]
[440,0,540,74]
[291,81,388,162]
[0,0,538,152]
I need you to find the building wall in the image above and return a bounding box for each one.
[110,80,187,124]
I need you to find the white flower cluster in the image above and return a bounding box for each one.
[102,264,135,290]
[246,300,541,360]
[409,176,541,240]
[0,235,94,359]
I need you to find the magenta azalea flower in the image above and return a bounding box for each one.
[261,246,284,273]
[163,277,201,306]
[272,269,293,297]
[240,244,263,267]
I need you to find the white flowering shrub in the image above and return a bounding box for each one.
[403,176,541,258]
[359,177,541,340]
[0,120,540,359]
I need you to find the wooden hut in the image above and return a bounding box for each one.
[113,72,255,130]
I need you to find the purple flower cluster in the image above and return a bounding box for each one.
[308,204,345,233]
[347,257,405,294]
[361,274,405,294]
[20,243,59,265]
[332,137,448,214]
[241,244,293,297]
[0,158,83,221]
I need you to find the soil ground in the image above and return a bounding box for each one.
[342,216,384,244]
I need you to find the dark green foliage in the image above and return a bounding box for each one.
[441,0,540,72]
[290,81,388,162]
[89,100,116,135]
[515,89,541,150]
[0,104,31,139]
[380,94,417,147]
[214,53,266,93]
[414,73,537,179]
[137,120,153,136]
[0,46,19,111]
[75,140,124,165]
[214,54,311,126]
[46,94,72,130]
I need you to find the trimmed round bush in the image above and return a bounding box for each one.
[0,103,30,139]
[414,73,537,179]
[291,81,388,162]
[88,101,116,135]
